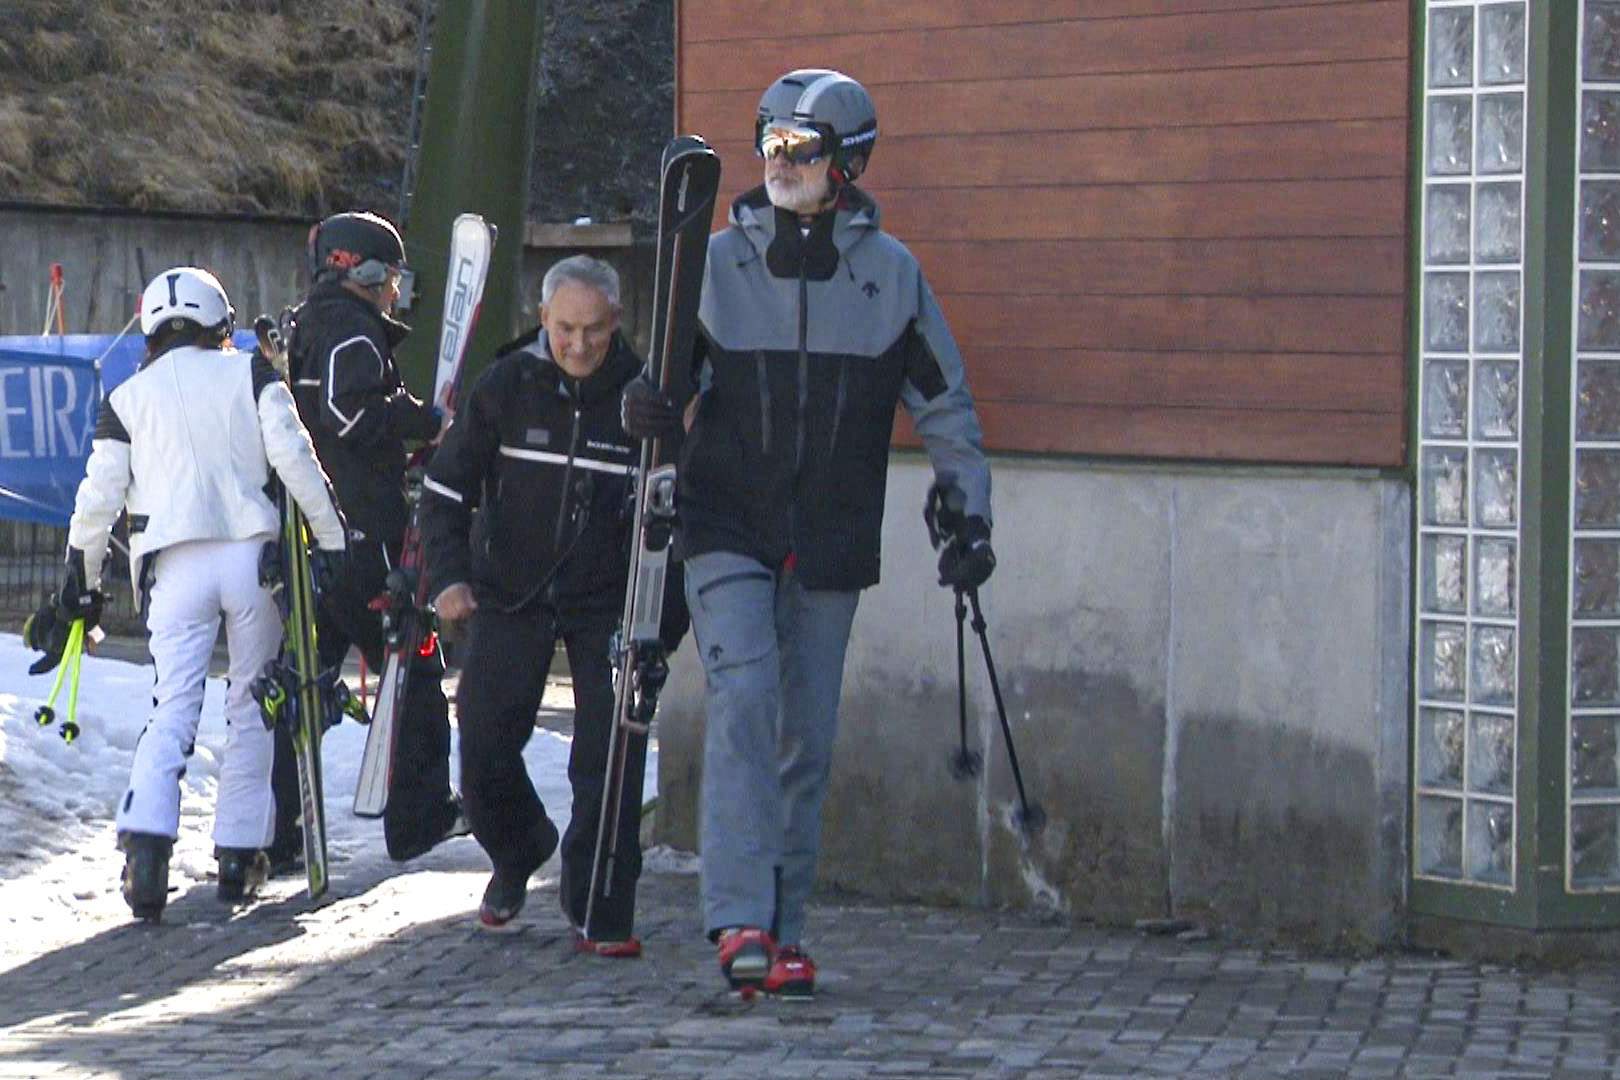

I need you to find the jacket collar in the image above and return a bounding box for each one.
[306,279,412,349]
[729,183,882,282]
[139,341,227,371]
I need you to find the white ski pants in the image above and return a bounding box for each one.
[115,537,282,849]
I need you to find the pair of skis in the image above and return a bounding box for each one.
[253,314,344,900]
[583,136,720,940]
[353,214,495,819]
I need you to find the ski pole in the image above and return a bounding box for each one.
[948,586,983,779]
[34,619,87,742]
[962,586,1045,836]
[60,621,87,743]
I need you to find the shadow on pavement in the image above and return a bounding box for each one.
[0,880,314,1030]
[0,861,925,1080]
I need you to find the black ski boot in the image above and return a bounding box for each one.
[216,847,271,903]
[477,817,559,930]
[119,831,173,922]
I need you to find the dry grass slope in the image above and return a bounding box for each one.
[0,0,421,215]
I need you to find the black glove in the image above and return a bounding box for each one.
[26,551,103,675]
[22,601,69,675]
[621,375,682,440]
[57,550,103,632]
[309,547,348,598]
[937,515,996,590]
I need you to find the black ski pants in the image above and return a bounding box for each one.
[270,539,459,862]
[457,603,647,940]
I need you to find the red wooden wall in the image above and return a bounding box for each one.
[677,0,1411,466]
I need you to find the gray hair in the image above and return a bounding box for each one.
[541,254,621,308]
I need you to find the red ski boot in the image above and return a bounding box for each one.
[716,927,774,999]
[763,945,816,1000]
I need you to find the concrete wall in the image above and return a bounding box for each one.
[654,455,1413,945]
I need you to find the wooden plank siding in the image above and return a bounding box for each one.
[676,0,1412,466]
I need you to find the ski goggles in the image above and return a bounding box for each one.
[756,121,831,165]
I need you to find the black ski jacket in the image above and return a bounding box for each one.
[288,281,440,548]
[677,184,992,590]
[419,329,642,614]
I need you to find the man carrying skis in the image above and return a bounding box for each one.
[421,255,682,947]
[621,69,996,998]
[269,210,465,870]
[27,267,348,920]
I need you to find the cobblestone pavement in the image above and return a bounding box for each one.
[4,841,1620,1080]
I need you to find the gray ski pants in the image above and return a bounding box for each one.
[685,551,860,947]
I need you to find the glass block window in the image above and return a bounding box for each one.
[1571,0,1620,892]
[1415,0,1527,890]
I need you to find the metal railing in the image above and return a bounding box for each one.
[0,520,143,635]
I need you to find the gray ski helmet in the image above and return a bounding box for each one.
[310,211,407,287]
[756,69,878,183]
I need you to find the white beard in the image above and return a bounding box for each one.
[765,170,831,215]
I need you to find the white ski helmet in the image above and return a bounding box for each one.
[139,267,235,338]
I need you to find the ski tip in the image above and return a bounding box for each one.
[252,314,284,358]
[663,134,714,167]
[451,212,497,245]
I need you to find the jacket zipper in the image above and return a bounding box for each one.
[789,266,810,559]
[795,267,809,472]
[829,357,847,456]
[552,401,582,551]
[756,350,772,454]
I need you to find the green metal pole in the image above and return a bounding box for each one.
[396,0,546,395]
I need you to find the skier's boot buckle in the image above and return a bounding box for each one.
[764,946,816,1000]
[717,927,774,999]
[216,847,271,903]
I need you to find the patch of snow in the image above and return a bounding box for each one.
[0,633,655,920]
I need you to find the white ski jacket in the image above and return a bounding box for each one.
[68,344,346,594]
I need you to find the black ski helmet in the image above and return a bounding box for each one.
[310,211,407,287]
[755,69,878,185]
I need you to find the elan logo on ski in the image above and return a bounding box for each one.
[355,212,495,823]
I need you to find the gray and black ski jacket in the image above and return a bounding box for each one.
[677,184,991,590]
[419,330,642,614]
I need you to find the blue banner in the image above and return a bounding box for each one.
[0,331,261,526]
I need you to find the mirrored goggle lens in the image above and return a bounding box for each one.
[757,125,828,164]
